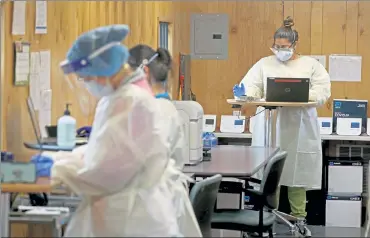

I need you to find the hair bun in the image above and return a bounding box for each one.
[283,16,294,28]
[156,48,172,68]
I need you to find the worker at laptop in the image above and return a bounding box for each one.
[233,17,331,222]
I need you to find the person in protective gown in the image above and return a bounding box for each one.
[234,17,331,220]
[51,25,201,237]
[127,45,185,168]
[127,44,201,235]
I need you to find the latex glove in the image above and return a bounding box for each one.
[77,126,92,137]
[233,83,246,97]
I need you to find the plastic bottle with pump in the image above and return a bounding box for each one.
[57,103,76,149]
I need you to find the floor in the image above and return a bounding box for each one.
[212,224,364,237]
[274,224,363,237]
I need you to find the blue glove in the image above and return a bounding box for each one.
[31,154,54,177]
[77,126,92,137]
[233,83,246,97]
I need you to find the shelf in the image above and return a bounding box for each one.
[213,132,370,142]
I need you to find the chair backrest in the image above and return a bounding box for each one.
[189,174,222,237]
[259,151,287,209]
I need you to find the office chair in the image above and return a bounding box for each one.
[189,174,222,237]
[211,151,287,238]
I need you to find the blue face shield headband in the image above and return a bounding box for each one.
[60,41,121,75]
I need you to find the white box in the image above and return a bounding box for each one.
[318,117,333,135]
[326,195,362,228]
[203,114,216,132]
[220,115,245,133]
[337,117,362,136]
[328,160,363,194]
[333,99,368,135]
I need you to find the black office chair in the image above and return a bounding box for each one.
[211,151,287,237]
[189,174,222,237]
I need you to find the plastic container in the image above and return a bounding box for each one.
[203,132,218,150]
[57,104,76,149]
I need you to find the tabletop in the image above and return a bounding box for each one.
[1,177,52,193]
[24,138,88,152]
[183,145,279,177]
[227,99,318,107]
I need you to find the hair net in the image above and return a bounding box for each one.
[66,25,130,77]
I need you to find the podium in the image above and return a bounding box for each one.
[227,99,318,147]
[227,99,319,237]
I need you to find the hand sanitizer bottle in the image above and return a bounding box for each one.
[57,103,76,149]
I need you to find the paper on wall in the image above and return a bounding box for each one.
[14,42,30,86]
[29,74,40,110]
[329,55,362,82]
[40,89,52,111]
[39,89,52,138]
[35,1,47,34]
[29,52,41,110]
[39,50,51,91]
[38,109,51,138]
[309,55,326,68]
[12,1,26,35]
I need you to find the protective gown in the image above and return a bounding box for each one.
[51,74,201,236]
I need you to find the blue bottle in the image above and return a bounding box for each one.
[57,104,76,149]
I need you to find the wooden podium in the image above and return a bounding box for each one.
[227,99,318,147]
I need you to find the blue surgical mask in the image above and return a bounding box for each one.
[84,80,114,98]
[271,48,294,62]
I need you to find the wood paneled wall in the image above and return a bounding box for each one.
[172,1,370,126]
[2,1,370,237]
[1,1,173,161]
[2,1,370,159]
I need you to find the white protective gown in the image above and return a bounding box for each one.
[241,55,331,189]
[51,77,201,237]
[156,98,202,235]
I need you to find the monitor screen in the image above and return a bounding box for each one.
[234,120,244,126]
[205,119,214,125]
[321,122,331,128]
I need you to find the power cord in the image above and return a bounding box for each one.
[233,108,267,126]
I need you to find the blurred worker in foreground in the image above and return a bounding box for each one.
[51,25,201,237]
[128,45,201,235]
[234,17,331,222]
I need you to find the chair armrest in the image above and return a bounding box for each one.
[245,189,265,209]
[245,189,262,198]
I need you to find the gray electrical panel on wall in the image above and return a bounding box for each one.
[190,13,229,60]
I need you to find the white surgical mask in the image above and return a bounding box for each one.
[84,80,114,98]
[271,48,294,62]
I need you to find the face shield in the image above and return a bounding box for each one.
[60,42,122,116]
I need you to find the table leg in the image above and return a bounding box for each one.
[0,193,10,237]
[264,108,277,148]
[265,109,272,147]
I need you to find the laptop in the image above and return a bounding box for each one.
[26,98,88,145]
[266,77,310,102]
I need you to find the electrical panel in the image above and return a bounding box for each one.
[190,13,229,60]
